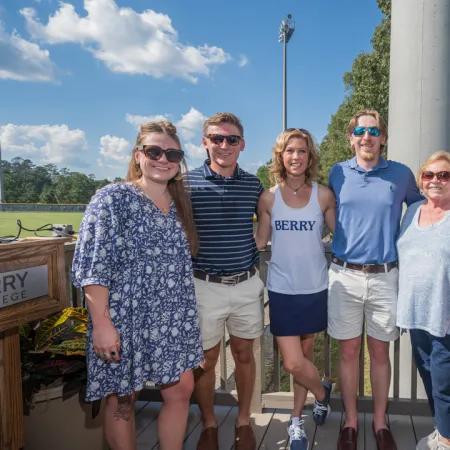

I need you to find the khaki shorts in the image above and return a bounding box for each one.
[194,273,265,350]
[327,263,399,342]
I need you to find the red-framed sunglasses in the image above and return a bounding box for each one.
[421,171,450,182]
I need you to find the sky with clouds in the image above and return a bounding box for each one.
[0,0,383,179]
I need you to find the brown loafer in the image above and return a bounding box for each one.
[338,427,358,450]
[373,427,397,450]
[197,426,219,450]
[235,424,256,450]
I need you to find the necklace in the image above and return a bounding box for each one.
[428,204,434,227]
[135,182,170,214]
[284,180,306,195]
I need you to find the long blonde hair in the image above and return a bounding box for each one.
[270,128,319,185]
[126,121,199,255]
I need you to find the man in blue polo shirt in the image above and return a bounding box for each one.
[328,109,423,450]
[188,112,264,450]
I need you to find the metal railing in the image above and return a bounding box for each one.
[63,243,430,416]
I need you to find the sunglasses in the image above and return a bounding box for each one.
[353,126,381,137]
[285,127,310,133]
[204,134,242,146]
[421,170,450,181]
[136,145,184,163]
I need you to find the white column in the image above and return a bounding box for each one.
[388,0,450,402]
[388,0,450,175]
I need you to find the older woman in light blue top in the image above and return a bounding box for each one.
[397,151,450,450]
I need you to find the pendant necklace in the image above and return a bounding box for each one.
[284,180,306,195]
[136,182,169,214]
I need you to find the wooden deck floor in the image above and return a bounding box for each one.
[135,401,434,449]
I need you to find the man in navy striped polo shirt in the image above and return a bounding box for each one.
[189,112,264,450]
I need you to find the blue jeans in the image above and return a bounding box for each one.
[410,329,450,439]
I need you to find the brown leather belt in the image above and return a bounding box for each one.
[193,267,257,285]
[332,256,398,274]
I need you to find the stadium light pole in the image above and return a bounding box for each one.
[278,14,295,131]
[0,142,4,211]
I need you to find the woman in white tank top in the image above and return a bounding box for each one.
[255,128,336,449]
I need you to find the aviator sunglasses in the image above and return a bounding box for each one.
[204,134,242,146]
[353,126,381,137]
[136,145,184,163]
[421,170,450,182]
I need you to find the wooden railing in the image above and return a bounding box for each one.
[63,242,430,416]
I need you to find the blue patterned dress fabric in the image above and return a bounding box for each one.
[72,182,204,401]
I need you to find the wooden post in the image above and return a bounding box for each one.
[0,328,23,450]
[0,238,71,450]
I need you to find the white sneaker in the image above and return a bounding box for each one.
[417,429,450,450]
[417,430,438,450]
[287,417,308,450]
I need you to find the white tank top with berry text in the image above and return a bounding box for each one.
[267,182,328,294]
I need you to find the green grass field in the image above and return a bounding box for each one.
[0,212,84,238]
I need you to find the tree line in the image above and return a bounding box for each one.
[1,157,122,204]
[257,0,391,187]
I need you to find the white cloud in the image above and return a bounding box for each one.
[21,0,230,82]
[238,54,249,68]
[125,113,169,130]
[184,142,206,161]
[176,108,206,141]
[126,108,205,141]
[0,123,88,166]
[99,135,131,162]
[124,108,207,167]
[0,23,56,82]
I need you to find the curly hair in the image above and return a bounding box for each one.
[125,120,198,255]
[269,128,320,185]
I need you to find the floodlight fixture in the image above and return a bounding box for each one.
[278,14,295,130]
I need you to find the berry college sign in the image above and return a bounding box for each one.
[0,265,49,308]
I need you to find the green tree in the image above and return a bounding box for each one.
[39,185,57,204]
[256,160,273,189]
[2,157,120,204]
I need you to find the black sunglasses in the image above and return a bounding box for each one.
[421,170,450,182]
[136,145,184,163]
[204,134,242,146]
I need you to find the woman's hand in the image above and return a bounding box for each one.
[92,321,121,362]
[84,285,120,362]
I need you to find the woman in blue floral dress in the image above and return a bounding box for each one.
[72,121,204,450]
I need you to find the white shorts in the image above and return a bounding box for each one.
[194,273,265,350]
[327,263,399,342]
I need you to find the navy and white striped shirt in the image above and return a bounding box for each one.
[187,161,264,275]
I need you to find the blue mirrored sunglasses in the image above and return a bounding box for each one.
[353,126,381,137]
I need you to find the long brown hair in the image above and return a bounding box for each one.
[125,121,199,255]
[270,128,319,185]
